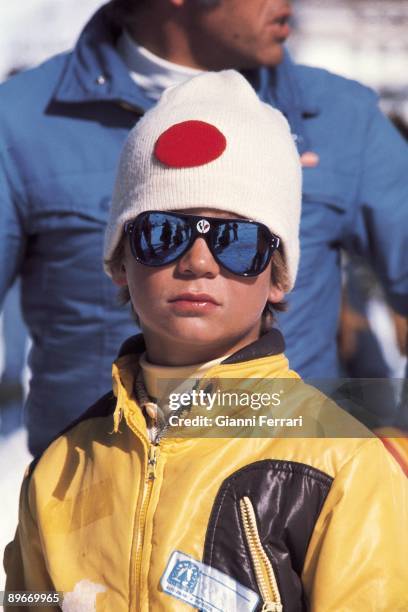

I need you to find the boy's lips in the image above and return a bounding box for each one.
[168,293,220,314]
[168,293,220,305]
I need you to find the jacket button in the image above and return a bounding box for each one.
[96,75,107,85]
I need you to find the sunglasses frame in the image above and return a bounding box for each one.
[124,211,280,277]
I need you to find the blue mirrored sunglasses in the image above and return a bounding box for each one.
[124,211,280,277]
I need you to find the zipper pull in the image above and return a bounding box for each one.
[147,445,158,480]
[261,604,283,612]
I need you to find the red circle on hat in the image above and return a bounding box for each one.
[154,120,227,168]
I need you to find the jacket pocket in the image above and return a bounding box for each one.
[302,163,350,211]
[239,496,283,612]
[300,165,351,247]
[26,172,114,230]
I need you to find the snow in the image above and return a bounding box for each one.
[0,429,32,590]
[0,0,104,81]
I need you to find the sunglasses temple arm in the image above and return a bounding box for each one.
[124,221,135,234]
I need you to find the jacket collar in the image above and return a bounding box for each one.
[117,328,285,365]
[113,328,290,437]
[272,49,320,153]
[274,49,320,116]
[242,50,319,154]
[52,5,146,110]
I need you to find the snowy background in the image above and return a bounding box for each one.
[0,0,105,79]
[1,0,407,592]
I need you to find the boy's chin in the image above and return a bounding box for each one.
[164,318,221,344]
[159,316,261,351]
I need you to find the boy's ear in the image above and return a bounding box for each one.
[111,264,128,287]
[268,284,285,304]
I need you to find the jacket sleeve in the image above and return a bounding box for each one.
[3,469,55,611]
[0,146,27,307]
[302,438,408,611]
[343,99,408,316]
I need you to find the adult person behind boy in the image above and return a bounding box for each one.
[5,71,407,612]
[1,0,407,455]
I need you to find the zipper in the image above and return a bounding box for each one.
[130,405,186,609]
[239,496,283,612]
[132,443,160,610]
[154,383,199,444]
[130,378,199,608]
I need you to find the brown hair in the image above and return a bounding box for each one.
[106,0,147,28]
[106,0,221,27]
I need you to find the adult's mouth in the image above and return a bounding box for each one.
[268,8,292,39]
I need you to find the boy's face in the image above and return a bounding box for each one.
[114,209,284,365]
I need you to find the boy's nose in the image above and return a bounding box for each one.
[176,237,220,278]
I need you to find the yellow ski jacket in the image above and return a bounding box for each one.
[4,331,408,611]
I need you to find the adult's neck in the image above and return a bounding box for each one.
[127,8,208,70]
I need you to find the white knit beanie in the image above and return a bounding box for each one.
[104,70,301,289]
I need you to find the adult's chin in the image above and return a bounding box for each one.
[259,42,285,68]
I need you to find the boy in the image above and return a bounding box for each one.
[4,71,408,611]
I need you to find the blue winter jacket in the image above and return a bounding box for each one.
[1,6,407,454]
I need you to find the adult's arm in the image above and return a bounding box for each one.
[343,99,408,316]
[0,147,27,307]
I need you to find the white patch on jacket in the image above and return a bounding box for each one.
[62,579,106,612]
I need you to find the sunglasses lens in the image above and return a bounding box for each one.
[130,212,274,276]
[133,212,190,265]
[212,222,271,275]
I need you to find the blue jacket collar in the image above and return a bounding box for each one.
[274,48,320,116]
[53,5,146,110]
[243,50,319,153]
[271,49,319,153]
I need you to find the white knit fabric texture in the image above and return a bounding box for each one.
[104,70,301,289]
